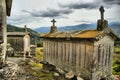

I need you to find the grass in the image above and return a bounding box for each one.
[23,47,54,80]
[113,53,120,75]
[35,47,43,59]
[114,46,120,53]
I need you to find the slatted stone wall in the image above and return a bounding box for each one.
[43,39,94,75]
[92,35,114,79]
[7,36,24,53]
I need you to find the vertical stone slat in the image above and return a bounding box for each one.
[79,42,81,68]
[106,44,109,66]
[76,42,80,71]
[69,41,72,65]
[81,42,85,69]
[49,40,51,62]
[61,41,63,64]
[55,42,57,64]
[45,40,47,62]
[51,41,54,64]
[43,40,45,60]
[47,40,49,62]
[66,42,69,64]
[52,42,55,64]
[63,42,65,64]
[103,45,106,67]
[57,41,60,66]
[84,41,86,69]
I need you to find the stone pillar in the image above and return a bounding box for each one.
[23,25,31,57]
[0,0,7,64]
[97,6,108,31]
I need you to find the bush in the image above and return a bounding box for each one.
[114,66,120,72]
[37,42,43,47]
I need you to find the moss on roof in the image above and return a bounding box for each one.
[74,30,100,38]
[41,30,101,39]
[40,28,119,40]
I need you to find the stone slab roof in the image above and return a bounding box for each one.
[41,28,119,40]
[7,32,26,36]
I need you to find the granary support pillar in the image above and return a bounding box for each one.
[0,0,7,64]
[23,25,31,58]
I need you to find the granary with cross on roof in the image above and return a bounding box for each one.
[7,25,31,57]
[41,6,119,80]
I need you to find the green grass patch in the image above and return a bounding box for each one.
[113,53,120,75]
[30,62,43,68]
[114,46,120,53]
[36,47,43,50]
[35,47,43,59]
[35,52,43,59]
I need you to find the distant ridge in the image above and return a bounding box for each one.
[34,23,96,33]
[7,24,39,37]
[34,22,120,37]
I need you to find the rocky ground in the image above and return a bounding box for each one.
[0,58,24,80]
[0,57,79,80]
[0,57,43,80]
[0,56,119,80]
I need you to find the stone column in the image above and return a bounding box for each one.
[0,0,7,64]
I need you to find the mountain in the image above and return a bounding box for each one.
[35,23,96,33]
[35,27,50,33]
[35,22,120,37]
[58,23,96,31]
[35,22,120,36]
[109,22,120,37]
[7,24,39,37]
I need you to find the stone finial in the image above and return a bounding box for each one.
[99,6,105,21]
[50,19,57,33]
[24,25,28,34]
[97,6,108,31]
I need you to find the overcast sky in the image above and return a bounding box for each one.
[7,0,120,29]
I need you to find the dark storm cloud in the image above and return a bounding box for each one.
[7,14,40,25]
[59,0,120,10]
[75,20,92,23]
[103,0,120,5]
[59,1,99,10]
[22,8,73,18]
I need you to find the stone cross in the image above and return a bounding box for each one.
[99,6,105,21]
[51,19,56,26]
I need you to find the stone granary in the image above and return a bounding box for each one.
[41,7,119,80]
[7,25,32,57]
[0,0,12,67]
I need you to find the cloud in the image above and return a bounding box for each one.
[75,20,93,23]
[59,0,120,10]
[59,1,99,10]
[22,8,73,18]
[7,14,41,25]
[102,0,120,5]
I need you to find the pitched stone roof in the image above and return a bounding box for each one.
[41,28,119,40]
[7,32,26,36]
